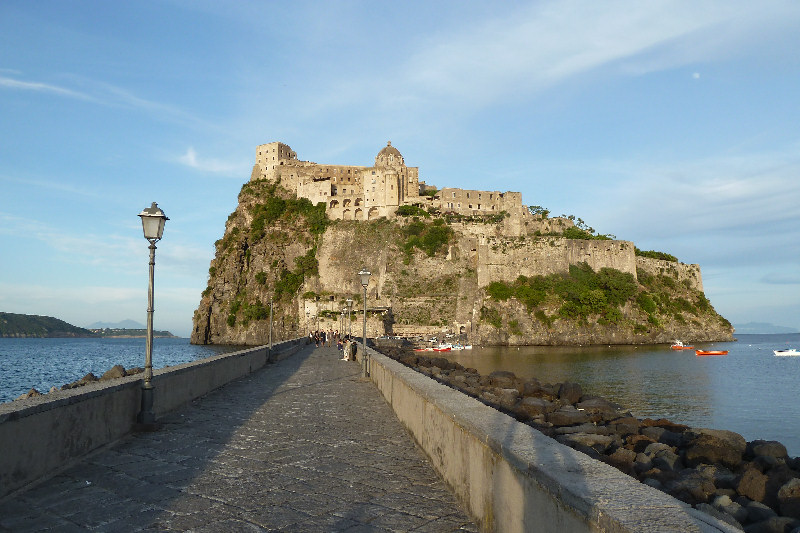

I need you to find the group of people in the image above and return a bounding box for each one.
[308,329,358,361]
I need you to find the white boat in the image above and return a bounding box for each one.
[774,349,800,356]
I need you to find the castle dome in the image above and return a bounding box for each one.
[375,141,404,167]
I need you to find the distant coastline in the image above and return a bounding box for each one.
[88,328,178,338]
[0,312,176,339]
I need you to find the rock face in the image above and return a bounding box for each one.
[374,341,800,531]
[190,178,734,346]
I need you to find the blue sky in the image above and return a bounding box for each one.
[2,1,799,338]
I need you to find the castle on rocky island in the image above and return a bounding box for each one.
[252,141,529,223]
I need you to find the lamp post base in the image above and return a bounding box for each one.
[134,386,160,431]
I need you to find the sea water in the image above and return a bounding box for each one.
[441,333,800,456]
[0,337,241,404]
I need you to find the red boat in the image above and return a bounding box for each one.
[670,341,694,350]
[696,350,728,356]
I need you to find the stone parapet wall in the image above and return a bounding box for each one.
[363,346,739,532]
[0,339,305,499]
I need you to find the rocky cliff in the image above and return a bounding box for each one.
[191,180,733,346]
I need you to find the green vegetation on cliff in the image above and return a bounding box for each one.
[0,312,92,338]
[402,218,454,258]
[486,263,637,325]
[245,181,328,241]
[482,261,729,337]
[635,248,679,262]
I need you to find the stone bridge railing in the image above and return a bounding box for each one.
[360,345,738,533]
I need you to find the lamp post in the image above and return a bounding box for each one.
[268,296,273,361]
[346,298,353,337]
[358,267,371,378]
[137,202,168,426]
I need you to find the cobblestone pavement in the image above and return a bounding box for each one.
[0,344,477,532]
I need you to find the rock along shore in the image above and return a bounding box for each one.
[12,364,143,401]
[375,341,800,532]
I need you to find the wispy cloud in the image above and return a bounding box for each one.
[0,212,209,278]
[301,1,800,118]
[0,72,205,127]
[177,147,248,176]
[0,75,97,102]
[398,1,789,105]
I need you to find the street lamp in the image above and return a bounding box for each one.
[268,296,273,361]
[358,267,371,378]
[346,298,353,337]
[137,202,168,426]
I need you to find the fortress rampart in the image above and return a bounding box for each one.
[636,256,704,292]
[476,237,638,287]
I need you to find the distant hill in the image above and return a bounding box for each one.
[87,319,146,329]
[88,328,178,338]
[0,312,94,338]
[734,322,800,334]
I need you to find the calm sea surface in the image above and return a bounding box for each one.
[0,337,240,404]
[439,333,800,457]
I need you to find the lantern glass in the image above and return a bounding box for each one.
[358,268,371,288]
[138,202,169,241]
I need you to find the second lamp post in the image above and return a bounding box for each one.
[358,267,371,378]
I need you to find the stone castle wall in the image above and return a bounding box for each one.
[476,237,637,288]
[636,257,704,292]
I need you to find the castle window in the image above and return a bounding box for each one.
[469,205,473,209]
[452,192,456,198]
[466,193,470,199]
[478,204,481,209]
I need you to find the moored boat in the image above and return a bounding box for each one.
[774,349,800,356]
[696,350,728,356]
[671,340,694,350]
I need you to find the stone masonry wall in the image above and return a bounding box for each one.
[477,237,637,288]
[636,256,704,292]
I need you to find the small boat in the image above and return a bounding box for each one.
[670,340,694,350]
[696,350,728,356]
[774,349,800,356]
[413,347,434,352]
[433,343,452,352]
